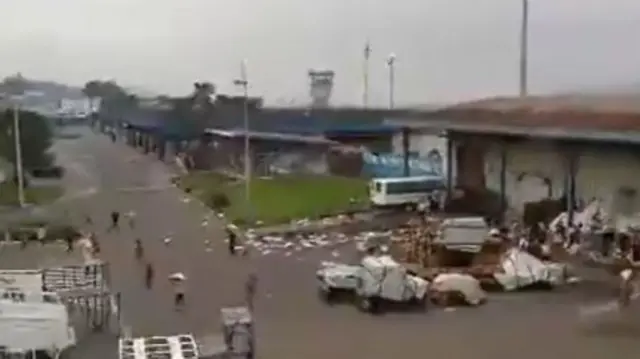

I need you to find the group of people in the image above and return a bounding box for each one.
[77,209,186,310]
[64,208,257,311]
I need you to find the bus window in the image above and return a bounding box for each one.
[375,182,382,192]
[386,179,443,194]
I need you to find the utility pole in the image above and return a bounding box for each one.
[12,102,25,207]
[363,41,371,108]
[11,95,26,208]
[519,0,529,97]
[233,60,251,208]
[387,53,396,109]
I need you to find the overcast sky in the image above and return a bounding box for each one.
[2,0,640,106]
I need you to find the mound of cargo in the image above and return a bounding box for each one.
[386,216,568,291]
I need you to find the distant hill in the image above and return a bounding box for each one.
[0,74,83,100]
[567,82,640,96]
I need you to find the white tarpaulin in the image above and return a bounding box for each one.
[431,273,486,305]
[0,300,76,352]
[0,270,43,292]
[493,249,566,291]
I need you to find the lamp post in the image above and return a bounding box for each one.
[519,0,529,97]
[386,53,396,109]
[363,41,371,108]
[9,96,25,208]
[233,60,251,208]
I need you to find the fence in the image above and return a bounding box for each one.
[42,263,120,337]
[41,262,108,292]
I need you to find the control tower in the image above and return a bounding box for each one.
[308,69,334,108]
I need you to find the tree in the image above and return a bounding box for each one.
[82,79,129,100]
[83,80,138,124]
[0,109,54,171]
[191,82,215,111]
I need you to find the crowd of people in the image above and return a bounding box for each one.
[62,209,256,311]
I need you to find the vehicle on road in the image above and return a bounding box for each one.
[369,175,445,208]
[316,255,429,313]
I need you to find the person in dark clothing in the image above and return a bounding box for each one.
[428,194,440,213]
[227,227,237,256]
[134,238,144,260]
[602,228,615,257]
[632,238,640,262]
[144,262,154,289]
[65,235,74,252]
[245,273,257,311]
[109,211,120,231]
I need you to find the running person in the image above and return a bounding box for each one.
[109,211,120,231]
[126,210,137,229]
[245,273,257,311]
[144,262,154,289]
[173,278,186,309]
[134,238,144,260]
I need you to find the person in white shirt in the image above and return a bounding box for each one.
[172,277,186,309]
[126,210,137,229]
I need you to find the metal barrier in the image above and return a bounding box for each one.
[62,290,121,336]
[41,262,120,337]
[41,263,109,293]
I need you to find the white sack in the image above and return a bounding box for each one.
[494,249,565,291]
[431,273,486,305]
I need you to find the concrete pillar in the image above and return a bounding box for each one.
[499,139,508,221]
[143,134,150,153]
[565,147,578,226]
[445,132,453,196]
[402,127,410,177]
[157,137,166,160]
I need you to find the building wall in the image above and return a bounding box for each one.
[576,147,640,222]
[482,139,640,218]
[390,131,456,181]
[484,140,566,214]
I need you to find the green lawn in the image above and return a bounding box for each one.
[178,172,370,226]
[0,182,63,206]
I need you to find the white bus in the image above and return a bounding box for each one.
[369,176,445,208]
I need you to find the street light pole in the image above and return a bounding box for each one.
[233,60,251,207]
[387,53,396,109]
[363,41,371,108]
[519,0,529,97]
[12,102,25,207]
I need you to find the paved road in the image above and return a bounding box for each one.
[52,128,640,359]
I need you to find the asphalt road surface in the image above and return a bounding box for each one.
[50,127,640,359]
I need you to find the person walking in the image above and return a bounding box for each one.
[126,210,137,229]
[169,273,187,310]
[65,235,74,253]
[245,273,257,311]
[109,211,120,232]
[134,238,144,261]
[144,262,154,289]
[227,226,237,256]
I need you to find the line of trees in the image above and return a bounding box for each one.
[0,75,55,177]
[0,109,55,171]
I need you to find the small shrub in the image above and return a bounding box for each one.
[208,192,230,210]
[45,224,80,241]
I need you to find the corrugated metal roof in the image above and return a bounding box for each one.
[204,128,337,144]
[430,94,640,132]
[385,117,640,145]
[448,94,640,113]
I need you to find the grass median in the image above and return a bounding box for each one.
[0,182,63,207]
[177,172,370,226]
